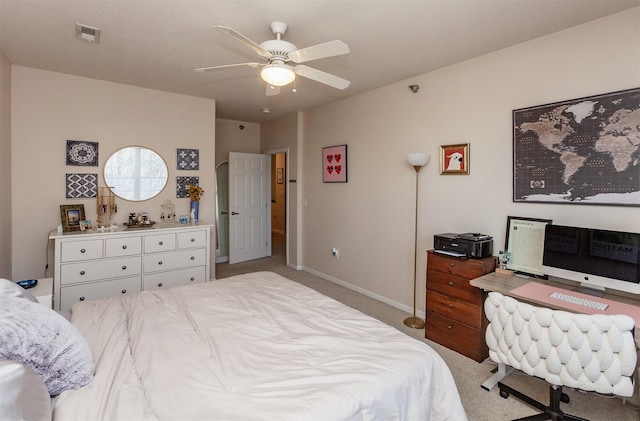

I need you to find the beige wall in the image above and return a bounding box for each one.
[11,67,216,281]
[298,8,640,315]
[215,119,260,165]
[0,51,11,278]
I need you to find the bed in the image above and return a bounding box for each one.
[2,271,466,420]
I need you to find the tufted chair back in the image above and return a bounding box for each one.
[484,292,637,397]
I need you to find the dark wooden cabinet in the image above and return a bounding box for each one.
[425,250,496,362]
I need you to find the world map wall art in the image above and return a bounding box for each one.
[322,145,348,183]
[512,87,640,206]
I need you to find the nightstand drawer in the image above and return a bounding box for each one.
[427,269,483,305]
[60,256,142,285]
[425,311,486,362]
[144,233,176,253]
[61,239,103,262]
[143,248,206,273]
[60,276,141,310]
[426,290,483,329]
[105,236,142,257]
[428,253,494,279]
[177,230,207,249]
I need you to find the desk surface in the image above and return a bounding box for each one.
[470,271,640,347]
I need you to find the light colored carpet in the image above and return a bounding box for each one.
[216,236,639,421]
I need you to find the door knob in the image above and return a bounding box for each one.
[231,212,239,215]
[221,211,229,215]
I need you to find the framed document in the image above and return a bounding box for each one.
[505,216,552,278]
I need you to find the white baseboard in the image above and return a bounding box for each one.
[302,266,425,320]
[288,262,303,270]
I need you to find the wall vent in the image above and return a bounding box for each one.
[76,23,101,44]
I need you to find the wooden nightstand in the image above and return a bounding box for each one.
[425,250,496,362]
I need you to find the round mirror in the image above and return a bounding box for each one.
[104,146,168,201]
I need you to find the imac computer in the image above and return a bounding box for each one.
[542,224,640,296]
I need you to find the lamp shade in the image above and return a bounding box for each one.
[406,153,430,167]
[261,63,296,87]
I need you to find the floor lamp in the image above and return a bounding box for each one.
[404,153,430,329]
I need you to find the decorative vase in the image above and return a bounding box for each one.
[190,201,199,223]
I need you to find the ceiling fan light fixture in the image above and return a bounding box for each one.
[261,63,295,87]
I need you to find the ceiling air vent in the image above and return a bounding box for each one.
[76,23,101,44]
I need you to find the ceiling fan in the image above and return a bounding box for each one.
[195,21,350,96]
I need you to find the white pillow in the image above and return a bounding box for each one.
[0,278,38,302]
[0,359,51,421]
[0,296,95,396]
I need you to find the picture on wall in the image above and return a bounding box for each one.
[439,143,469,175]
[66,173,98,199]
[176,176,199,198]
[322,145,347,183]
[60,204,86,232]
[177,148,199,170]
[66,140,98,166]
[513,87,640,206]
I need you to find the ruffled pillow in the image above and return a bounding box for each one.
[0,296,94,395]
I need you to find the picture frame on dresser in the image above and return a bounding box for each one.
[60,204,85,232]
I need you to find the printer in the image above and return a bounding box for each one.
[433,232,493,258]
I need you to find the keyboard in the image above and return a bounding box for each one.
[549,291,609,311]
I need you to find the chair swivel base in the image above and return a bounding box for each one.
[497,381,589,421]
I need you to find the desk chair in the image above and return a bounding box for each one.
[484,292,637,421]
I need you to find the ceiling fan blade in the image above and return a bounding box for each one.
[195,62,262,72]
[214,25,272,60]
[288,40,350,63]
[293,65,350,90]
[265,85,280,96]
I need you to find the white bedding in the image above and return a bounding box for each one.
[53,271,466,420]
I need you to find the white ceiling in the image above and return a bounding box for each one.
[1,0,638,123]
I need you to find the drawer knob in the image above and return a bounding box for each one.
[79,296,85,301]
[190,256,195,260]
[158,261,163,265]
[122,266,127,270]
[190,277,195,281]
[449,263,454,267]
[80,248,86,253]
[448,281,454,286]
[159,241,163,245]
[121,289,127,294]
[80,270,86,275]
[447,325,453,329]
[157,282,163,287]
[449,303,454,308]
[190,238,195,242]
[122,245,127,249]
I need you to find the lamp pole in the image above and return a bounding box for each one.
[404,153,430,329]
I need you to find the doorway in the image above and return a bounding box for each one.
[271,153,286,264]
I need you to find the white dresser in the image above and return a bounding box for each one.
[49,224,212,311]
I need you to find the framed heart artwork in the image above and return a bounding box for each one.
[322,145,348,183]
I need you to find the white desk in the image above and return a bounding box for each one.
[470,271,640,390]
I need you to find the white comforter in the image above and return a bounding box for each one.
[53,271,466,420]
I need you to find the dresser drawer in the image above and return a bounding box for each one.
[426,290,483,329]
[425,311,487,362]
[143,248,206,273]
[60,256,142,285]
[105,236,142,257]
[143,266,206,291]
[428,252,495,279]
[427,269,484,305]
[61,239,103,262]
[60,276,141,311]
[144,233,176,253]
[177,230,207,249]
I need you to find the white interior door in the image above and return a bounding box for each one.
[228,152,271,264]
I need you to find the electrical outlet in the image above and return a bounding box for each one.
[332,248,339,258]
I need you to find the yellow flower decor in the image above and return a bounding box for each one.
[188,184,204,202]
